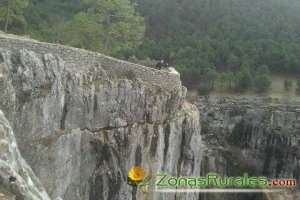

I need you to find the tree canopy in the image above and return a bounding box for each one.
[14,0,145,57]
[2,0,300,91]
[62,0,145,56]
[0,0,28,33]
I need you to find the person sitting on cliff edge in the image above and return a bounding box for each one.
[156,59,169,70]
[155,59,180,76]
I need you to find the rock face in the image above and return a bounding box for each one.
[0,110,50,200]
[0,34,203,200]
[1,33,299,200]
[195,97,300,200]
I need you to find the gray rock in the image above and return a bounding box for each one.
[0,110,50,200]
[0,34,204,200]
[195,97,299,200]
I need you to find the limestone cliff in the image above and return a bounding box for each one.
[1,34,298,200]
[0,34,203,200]
[196,97,299,200]
[0,110,50,200]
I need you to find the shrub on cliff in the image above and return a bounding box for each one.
[127,56,156,68]
[254,65,271,93]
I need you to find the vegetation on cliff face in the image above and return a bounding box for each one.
[1,0,300,92]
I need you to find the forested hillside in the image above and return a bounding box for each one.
[133,0,300,91]
[1,0,145,56]
[1,0,300,92]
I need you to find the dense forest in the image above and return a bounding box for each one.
[1,0,300,92]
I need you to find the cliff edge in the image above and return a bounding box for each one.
[0,34,203,200]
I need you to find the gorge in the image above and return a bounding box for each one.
[0,34,299,200]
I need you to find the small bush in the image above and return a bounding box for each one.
[234,66,253,93]
[127,56,156,68]
[296,78,300,95]
[197,82,211,96]
[125,69,136,80]
[228,121,245,146]
[200,117,212,135]
[255,73,271,93]
[284,78,293,92]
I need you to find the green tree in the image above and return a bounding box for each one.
[256,65,270,75]
[3,0,10,32]
[24,0,82,42]
[255,65,271,93]
[227,53,240,70]
[218,73,226,91]
[284,78,293,92]
[296,78,300,95]
[234,66,253,93]
[255,73,271,93]
[178,66,201,88]
[224,71,234,90]
[3,0,300,87]
[132,0,300,86]
[62,0,145,57]
[197,82,211,96]
[203,67,218,90]
[0,0,28,33]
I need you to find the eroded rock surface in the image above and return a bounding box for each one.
[2,33,298,200]
[0,110,50,200]
[196,97,299,200]
[0,34,203,200]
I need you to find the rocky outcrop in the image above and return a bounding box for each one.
[0,110,50,200]
[1,33,298,200]
[0,34,203,200]
[196,97,299,200]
